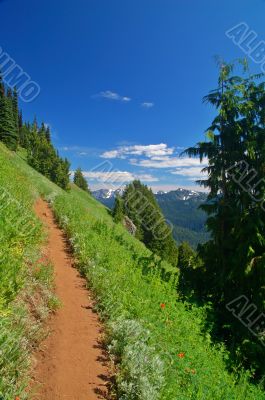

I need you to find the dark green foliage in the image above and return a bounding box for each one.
[12,88,19,137]
[178,242,204,298]
[0,78,19,150]
[73,167,90,193]
[19,119,70,189]
[184,60,265,381]
[112,194,124,223]
[45,125,51,143]
[18,122,30,149]
[18,110,23,130]
[117,180,178,266]
[51,157,70,190]
[0,96,17,150]
[178,242,197,270]
[0,74,70,189]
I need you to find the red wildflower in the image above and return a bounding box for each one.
[160,303,166,309]
[177,352,185,358]
[15,397,20,400]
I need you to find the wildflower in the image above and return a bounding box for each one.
[160,303,166,309]
[15,397,20,400]
[177,352,185,358]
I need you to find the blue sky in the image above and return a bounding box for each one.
[1,0,264,191]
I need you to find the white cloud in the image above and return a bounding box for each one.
[79,170,158,183]
[100,150,120,159]
[171,166,207,180]
[171,166,205,176]
[130,156,207,169]
[141,102,154,108]
[101,143,174,159]
[95,90,131,102]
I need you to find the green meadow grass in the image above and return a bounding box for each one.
[0,144,57,399]
[1,143,265,399]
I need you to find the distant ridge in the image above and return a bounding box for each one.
[92,188,208,248]
[92,187,206,202]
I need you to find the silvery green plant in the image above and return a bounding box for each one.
[109,319,164,400]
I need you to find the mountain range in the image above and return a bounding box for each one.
[92,188,209,248]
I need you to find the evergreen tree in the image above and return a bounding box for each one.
[23,118,70,189]
[119,180,178,266]
[0,77,19,150]
[45,125,51,143]
[177,242,203,297]
[12,88,19,138]
[112,194,124,223]
[32,116,38,132]
[18,110,23,130]
[184,60,265,376]
[73,168,90,192]
[178,242,196,270]
[0,75,70,189]
[0,94,18,150]
[51,157,70,190]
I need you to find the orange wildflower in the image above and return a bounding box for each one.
[177,352,185,358]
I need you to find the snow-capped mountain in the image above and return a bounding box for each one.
[92,188,208,247]
[92,188,124,200]
[154,190,168,195]
[91,187,208,248]
[155,188,206,202]
[92,187,204,202]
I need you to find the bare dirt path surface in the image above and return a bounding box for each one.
[31,198,110,400]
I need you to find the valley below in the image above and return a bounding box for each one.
[92,188,209,248]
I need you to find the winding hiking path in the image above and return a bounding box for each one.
[31,199,110,400]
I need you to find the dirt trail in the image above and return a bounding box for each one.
[31,199,110,400]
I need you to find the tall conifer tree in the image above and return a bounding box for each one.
[119,180,178,266]
[73,168,90,192]
[184,60,265,375]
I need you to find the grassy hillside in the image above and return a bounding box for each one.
[0,144,57,399]
[1,143,265,399]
